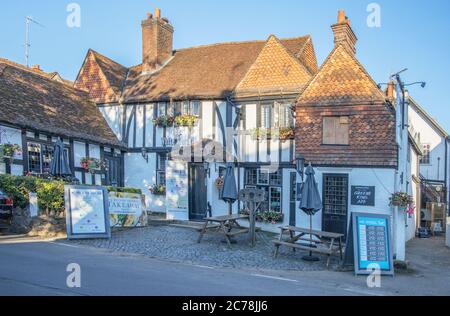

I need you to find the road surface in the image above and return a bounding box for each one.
[0,236,448,296]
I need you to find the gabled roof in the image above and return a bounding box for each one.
[0,58,72,86]
[234,35,313,97]
[0,59,124,147]
[76,36,316,103]
[74,50,128,103]
[297,44,387,106]
[408,97,449,138]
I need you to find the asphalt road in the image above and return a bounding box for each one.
[0,236,396,296]
[0,236,449,296]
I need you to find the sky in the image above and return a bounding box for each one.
[1,0,449,131]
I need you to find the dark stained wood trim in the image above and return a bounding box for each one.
[143,104,147,149]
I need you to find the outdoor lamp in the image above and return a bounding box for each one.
[141,148,149,163]
[296,155,305,180]
[203,161,211,178]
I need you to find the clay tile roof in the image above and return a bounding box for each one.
[297,44,386,106]
[0,60,124,147]
[74,50,129,104]
[234,35,314,97]
[95,36,312,103]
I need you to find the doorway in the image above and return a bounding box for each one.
[104,153,123,187]
[322,174,349,239]
[189,164,208,221]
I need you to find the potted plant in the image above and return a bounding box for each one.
[149,184,166,196]
[215,177,224,191]
[175,114,199,128]
[0,144,21,161]
[389,192,414,209]
[80,158,106,174]
[279,127,295,141]
[153,116,175,127]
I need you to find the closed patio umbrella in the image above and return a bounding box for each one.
[221,163,238,216]
[300,164,323,262]
[50,139,72,178]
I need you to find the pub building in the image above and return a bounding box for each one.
[1,8,447,260]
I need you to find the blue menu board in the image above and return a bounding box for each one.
[352,213,394,276]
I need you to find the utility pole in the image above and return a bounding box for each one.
[25,16,44,68]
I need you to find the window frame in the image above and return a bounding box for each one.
[244,168,283,214]
[27,141,70,175]
[322,116,350,146]
[156,153,167,186]
[420,144,431,165]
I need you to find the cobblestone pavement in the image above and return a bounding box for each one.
[65,225,342,271]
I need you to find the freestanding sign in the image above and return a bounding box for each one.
[351,186,375,206]
[109,191,147,228]
[65,185,111,240]
[166,160,189,220]
[352,212,394,276]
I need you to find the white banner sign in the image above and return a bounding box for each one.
[109,192,147,227]
[65,186,110,239]
[166,160,189,220]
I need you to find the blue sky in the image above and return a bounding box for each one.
[1,0,449,131]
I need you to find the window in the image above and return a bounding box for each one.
[245,169,257,185]
[421,144,431,164]
[191,101,201,116]
[245,168,283,213]
[323,116,349,145]
[158,103,166,117]
[27,142,68,174]
[261,104,272,129]
[157,153,167,186]
[276,102,294,128]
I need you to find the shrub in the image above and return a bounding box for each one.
[0,174,141,216]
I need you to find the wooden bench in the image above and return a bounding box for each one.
[197,214,250,247]
[272,226,345,268]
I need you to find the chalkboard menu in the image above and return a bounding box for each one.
[352,213,394,276]
[351,186,375,206]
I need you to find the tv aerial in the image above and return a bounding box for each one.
[25,16,45,68]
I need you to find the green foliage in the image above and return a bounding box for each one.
[36,180,65,215]
[107,186,142,195]
[0,174,141,215]
[0,144,22,160]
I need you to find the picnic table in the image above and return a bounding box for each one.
[197,214,250,247]
[272,226,345,268]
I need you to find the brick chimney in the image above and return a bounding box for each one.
[31,64,42,71]
[141,8,174,74]
[331,10,357,54]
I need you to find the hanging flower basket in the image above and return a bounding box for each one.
[175,115,199,128]
[279,128,295,141]
[149,184,166,196]
[249,128,295,142]
[389,192,414,208]
[153,116,175,127]
[215,177,224,191]
[0,144,21,161]
[80,157,107,174]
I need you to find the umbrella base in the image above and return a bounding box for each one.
[302,255,320,262]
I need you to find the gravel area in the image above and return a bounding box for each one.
[65,225,342,271]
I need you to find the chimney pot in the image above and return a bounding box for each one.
[387,81,395,98]
[31,64,41,71]
[155,8,161,19]
[337,10,346,23]
[147,12,152,19]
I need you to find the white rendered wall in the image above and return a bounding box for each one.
[409,105,447,181]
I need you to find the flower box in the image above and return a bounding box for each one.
[149,184,166,196]
[80,158,107,174]
[0,144,21,160]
